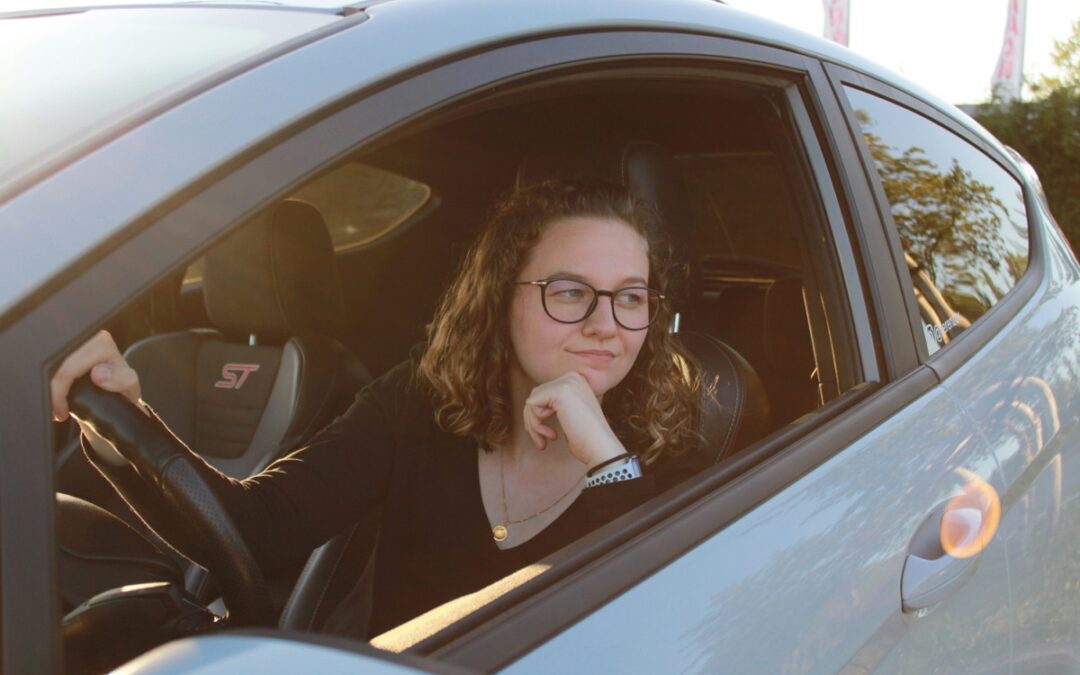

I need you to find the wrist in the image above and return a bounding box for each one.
[584,435,626,471]
[585,454,642,488]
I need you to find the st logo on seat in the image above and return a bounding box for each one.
[214,363,261,390]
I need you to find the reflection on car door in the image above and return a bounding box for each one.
[943,220,1080,671]
[838,73,1080,671]
[505,382,1012,673]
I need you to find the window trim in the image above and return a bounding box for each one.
[808,64,922,382]
[781,75,881,391]
[825,63,1044,380]
[3,30,882,672]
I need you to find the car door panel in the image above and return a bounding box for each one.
[937,210,1080,671]
[504,385,1010,673]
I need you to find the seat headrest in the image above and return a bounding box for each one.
[516,141,703,307]
[203,200,344,341]
[762,276,813,374]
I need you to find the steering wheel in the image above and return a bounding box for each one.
[68,377,274,625]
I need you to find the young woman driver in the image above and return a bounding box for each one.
[50,179,704,636]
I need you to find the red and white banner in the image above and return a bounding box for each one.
[992,0,1027,102]
[822,0,850,46]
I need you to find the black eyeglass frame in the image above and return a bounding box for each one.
[515,278,665,331]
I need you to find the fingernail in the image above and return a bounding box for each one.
[93,364,112,380]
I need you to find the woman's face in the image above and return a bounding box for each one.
[508,216,651,399]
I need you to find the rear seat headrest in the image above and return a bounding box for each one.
[762,276,814,374]
[515,141,703,308]
[203,200,345,341]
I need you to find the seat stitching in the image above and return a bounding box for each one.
[715,343,742,464]
[308,525,358,630]
[268,216,291,335]
[295,340,339,448]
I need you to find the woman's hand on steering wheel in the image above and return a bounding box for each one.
[52,330,146,466]
[52,330,275,625]
[51,329,142,423]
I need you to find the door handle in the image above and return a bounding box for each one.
[901,473,1001,613]
[901,541,979,612]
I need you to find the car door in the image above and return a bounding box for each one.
[836,68,1080,672]
[421,51,1010,675]
[0,5,1035,674]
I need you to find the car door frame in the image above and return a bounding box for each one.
[0,28,918,674]
[822,63,1046,378]
[823,61,1057,674]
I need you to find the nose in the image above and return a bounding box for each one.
[582,296,618,337]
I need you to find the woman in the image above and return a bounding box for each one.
[50,179,703,636]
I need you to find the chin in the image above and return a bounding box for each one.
[577,367,627,399]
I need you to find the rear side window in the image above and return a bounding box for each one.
[291,161,430,252]
[678,152,802,269]
[844,87,1028,355]
[184,162,429,283]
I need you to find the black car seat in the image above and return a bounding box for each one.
[278,141,771,639]
[710,275,817,424]
[123,200,372,600]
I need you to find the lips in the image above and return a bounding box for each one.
[570,349,616,363]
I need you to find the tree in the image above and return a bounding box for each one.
[974,19,1080,251]
[858,116,1020,325]
[1036,18,1080,93]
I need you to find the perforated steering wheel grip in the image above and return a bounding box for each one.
[68,377,274,625]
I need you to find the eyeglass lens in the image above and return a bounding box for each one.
[543,279,659,329]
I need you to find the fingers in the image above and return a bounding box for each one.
[523,372,595,451]
[523,402,557,450]
[51,330,139,422]
[91,360,140,394]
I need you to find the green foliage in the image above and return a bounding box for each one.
[860,125,1020,322]
[974,19,1080,251]
[1036,19,1080,92]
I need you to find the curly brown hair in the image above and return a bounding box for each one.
[418,180,701,464]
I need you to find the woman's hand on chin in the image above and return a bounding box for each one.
[523,371,625,468]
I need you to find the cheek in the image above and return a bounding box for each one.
[509,297,563,370]
[624,330,648,363]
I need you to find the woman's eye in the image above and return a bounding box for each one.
[616,290,647,307]
[552,288,585,300]
[547,281,590,302]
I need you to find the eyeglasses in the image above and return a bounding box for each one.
[515,278,664,331]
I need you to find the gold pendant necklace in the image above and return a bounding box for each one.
[493,447,582,542]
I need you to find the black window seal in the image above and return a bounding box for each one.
[3,29,881,673]
[778,64,881,392]
[825,64,1044,381]
[806,63,921,381]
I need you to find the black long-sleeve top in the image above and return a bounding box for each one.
[86,355,701,635]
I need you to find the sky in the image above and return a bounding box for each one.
[724,0,1079,104]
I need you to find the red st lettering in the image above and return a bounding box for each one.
[214,363,261,390]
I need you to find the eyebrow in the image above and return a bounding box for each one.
[545,271,650,286]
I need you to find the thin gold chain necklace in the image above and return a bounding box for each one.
[492,447,583,542]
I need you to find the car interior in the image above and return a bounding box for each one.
[51,67,864,670]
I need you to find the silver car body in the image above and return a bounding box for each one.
[2,0,1077,672]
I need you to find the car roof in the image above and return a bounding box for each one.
[0,0,371,14]
[0,0,1014,322]
[1,0,993,148]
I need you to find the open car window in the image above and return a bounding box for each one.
[37,33,880,674]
